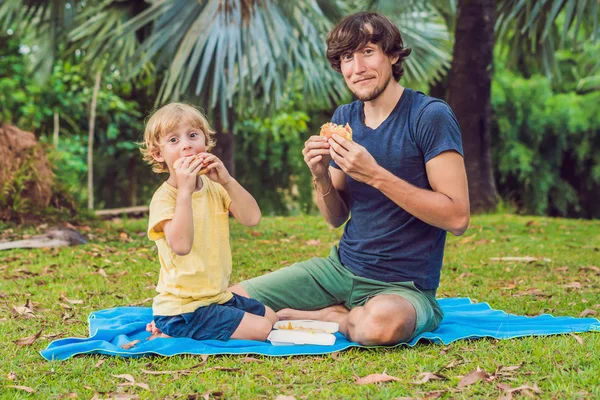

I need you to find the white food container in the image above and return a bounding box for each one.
[268,320,339,346]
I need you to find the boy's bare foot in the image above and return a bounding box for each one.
[277,304,349,321]
[145,320,163,335]
[147,332,172,341]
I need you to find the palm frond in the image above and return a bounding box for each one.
[111,0,347,127]
[496,0,600,79]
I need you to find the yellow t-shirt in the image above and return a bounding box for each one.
[148,176,233,316]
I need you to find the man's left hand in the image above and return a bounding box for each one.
[328,134,380,185]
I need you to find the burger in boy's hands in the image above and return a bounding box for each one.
[174,154,209,176]
[320,122,353,141]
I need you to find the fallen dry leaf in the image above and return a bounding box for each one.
[579,309,598,318]
[120,340,140,350]
[14,329,42,346]
[7,372,17,380]
[411,372,445,385]
[564,282,582,289]
[497,382,542,399]
[580,266,600,274]
[61,393,78,398]
[457,368,490,389]
[354,373,401,385]
[96,268,108,278]
[60,293,84,304]
[274,396,296,400]
[113,374,135,383]
[443,359,464,370]
[570,333,584,345]
[6,385,35,393]
[94,359,105,368]
[421,390,445,399]
[305,239,321,246]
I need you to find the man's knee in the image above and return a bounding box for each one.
[347,296,416,346]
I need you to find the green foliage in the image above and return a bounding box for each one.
[0,147,38,220]
[235,99,314,215]
[0,32,161,211]
[0,215,599,397]
[491,66,600,218]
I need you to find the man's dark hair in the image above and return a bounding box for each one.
[326,12,412,81]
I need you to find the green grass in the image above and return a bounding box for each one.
[1,214,599,399]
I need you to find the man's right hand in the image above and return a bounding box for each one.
[302,135,332,179]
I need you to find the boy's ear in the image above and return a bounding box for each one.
[151,149,164,163]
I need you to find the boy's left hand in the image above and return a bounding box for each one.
[196,153,232,186]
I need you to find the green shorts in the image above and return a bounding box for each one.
[240,246,443,339]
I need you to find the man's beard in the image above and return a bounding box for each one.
[352,71,393,102]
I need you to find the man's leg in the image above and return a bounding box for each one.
[277,294,416,346]
[228,251,350,312]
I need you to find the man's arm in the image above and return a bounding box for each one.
[371,151,470,235]
[314,166,350,228]
[329,134,469,236]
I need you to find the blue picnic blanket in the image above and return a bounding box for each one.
[40,298,600,361]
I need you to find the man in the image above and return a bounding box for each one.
[230,11,470,346]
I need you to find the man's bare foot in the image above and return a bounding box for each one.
[145,320,163,335]
[277,304,349,321]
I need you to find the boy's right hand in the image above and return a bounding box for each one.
[173,155,204,193]
[303,135,331,180]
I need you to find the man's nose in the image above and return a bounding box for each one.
[353,55,366,74]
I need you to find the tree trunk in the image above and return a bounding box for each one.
[53,112,59,147]
[88,71,101,210]
[447,0,498,213]
[212,108,236,177]
[128,156,138,206]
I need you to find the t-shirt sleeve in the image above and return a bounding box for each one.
[415,101,464,163]
[147,188,176,241]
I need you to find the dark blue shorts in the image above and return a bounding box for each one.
[154,294,266,341]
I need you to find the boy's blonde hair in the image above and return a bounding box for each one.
[140,103,216,173]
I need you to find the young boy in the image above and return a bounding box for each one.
[140,103,277,341]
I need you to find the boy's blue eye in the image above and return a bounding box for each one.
[168,137,177,143]
[190,132,197,138]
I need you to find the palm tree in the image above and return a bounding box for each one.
[1,0,451,176]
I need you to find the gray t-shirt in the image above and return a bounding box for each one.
[331,88,463,290]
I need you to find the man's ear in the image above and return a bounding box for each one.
[390,54,400,65]
[151,149,164,163]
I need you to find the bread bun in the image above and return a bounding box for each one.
[320,122,353,141]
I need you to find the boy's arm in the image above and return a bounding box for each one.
[223,179,261,227]
[197,152,261,227]
[162,191,195,256]
[161,155,205,256]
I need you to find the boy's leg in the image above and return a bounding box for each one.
[229,312,273,341]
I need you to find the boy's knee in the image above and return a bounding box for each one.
[264,306,279,325]
[256,318,274,341]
